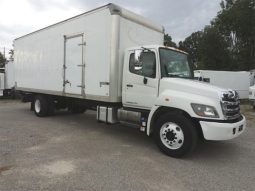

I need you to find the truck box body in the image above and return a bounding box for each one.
[14,4,164,103]
[5,61,15,90]
[194,70,250,99]
[0,72,4,96]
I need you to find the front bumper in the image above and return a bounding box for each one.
[199,115,246,140]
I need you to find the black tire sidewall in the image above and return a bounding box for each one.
[34,95,48,117]
[154,113,197,158]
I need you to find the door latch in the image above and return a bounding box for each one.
[100,82,110,87]
[77,85,85,88]
[77,64,85,67]
[64,80,71,87]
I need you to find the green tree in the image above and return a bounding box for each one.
[178,0,255,71]
[0,52,6,68]
[213,0,255,70]
[199,26,233,70]
[164,34,177,48]
[179,31,203,67]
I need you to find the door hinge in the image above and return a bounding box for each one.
[64,80,71,86]
[77,85,85,88]
[78,42,86,46]
[77,64,85,67]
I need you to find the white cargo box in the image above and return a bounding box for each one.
[194,70,250,99]
[0,73,4,96]
[14,4,164,103]
[5,61,15,90]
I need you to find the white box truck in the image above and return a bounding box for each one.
[5,61,15,91]
[0,62,15,97]
[0,70,4,96]
[194,70,250,99]
[14,4,246,158]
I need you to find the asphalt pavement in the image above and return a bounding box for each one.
[0,100,254,191]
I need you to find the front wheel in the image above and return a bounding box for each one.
[154,113,198,158]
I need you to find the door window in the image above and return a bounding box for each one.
[129,52,156,78]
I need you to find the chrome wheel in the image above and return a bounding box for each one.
[160,122,184,150]
[34,99,41,114]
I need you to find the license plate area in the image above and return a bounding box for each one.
[238,125,243,132]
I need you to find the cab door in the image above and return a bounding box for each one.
[123,50,159,109]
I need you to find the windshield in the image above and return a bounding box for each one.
[159,48,193,79]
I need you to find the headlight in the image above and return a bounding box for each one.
[191,103,219,118]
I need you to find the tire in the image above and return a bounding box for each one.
[154,113,198,158]
[3,90,7,97]
[34,95,55,116]
[34,95,49,117]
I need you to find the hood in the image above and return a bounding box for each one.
[160,78,227,99]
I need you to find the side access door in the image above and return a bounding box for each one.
[123,50,159,109]
[63,34,85,95]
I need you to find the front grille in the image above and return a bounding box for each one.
[220,91,241,120]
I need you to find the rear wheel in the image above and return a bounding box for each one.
[34,95,48,117]
[33,95,55,117]
[154,113,198,158]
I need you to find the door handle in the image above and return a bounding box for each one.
[143,77,148,85]
[126,84,133,87]
[64,80,71,87]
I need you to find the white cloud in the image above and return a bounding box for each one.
[0,0,222,51]
[0,0,83,50]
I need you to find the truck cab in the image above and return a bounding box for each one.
[122,45,246,157]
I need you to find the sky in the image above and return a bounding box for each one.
[0,0,222,56]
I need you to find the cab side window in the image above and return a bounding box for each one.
[129,52,156,78]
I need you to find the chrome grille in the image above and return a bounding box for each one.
[220,91,241,120]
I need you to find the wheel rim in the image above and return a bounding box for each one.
[160,122,184,150]
[34,99,41,113]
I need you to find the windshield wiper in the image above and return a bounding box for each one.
[168,74,182,78]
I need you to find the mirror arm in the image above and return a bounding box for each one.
[143,77,148,84]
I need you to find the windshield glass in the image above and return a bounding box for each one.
[159,48,193,78]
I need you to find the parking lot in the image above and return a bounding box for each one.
[0,100,254,191]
